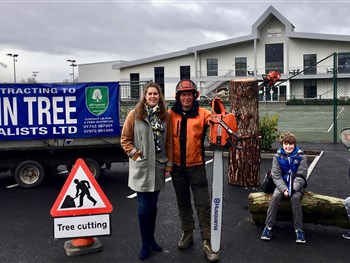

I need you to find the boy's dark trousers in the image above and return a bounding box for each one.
[265,189,303,230]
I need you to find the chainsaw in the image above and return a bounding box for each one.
[209,98,239,253]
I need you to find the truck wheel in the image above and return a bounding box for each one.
[14,160,45,188]
[84,158,101,180]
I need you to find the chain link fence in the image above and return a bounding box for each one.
[259,52,350,143]
[118,53,350,143]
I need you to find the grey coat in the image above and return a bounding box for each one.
[121,110,173,192]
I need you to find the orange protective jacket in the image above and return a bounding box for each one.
[169,101,211,167]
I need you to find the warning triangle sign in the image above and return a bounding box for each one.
[50,158,113,217]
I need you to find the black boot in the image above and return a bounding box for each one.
[138,213,151,260]
[150,208,162,252]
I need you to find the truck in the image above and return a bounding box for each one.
[0,81,138,188]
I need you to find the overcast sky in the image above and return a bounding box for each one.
[0,0,349,83]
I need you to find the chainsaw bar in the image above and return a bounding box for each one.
[210,147,223,253]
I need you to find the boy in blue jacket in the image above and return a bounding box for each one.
[342,197,350,239]
[260,132,308,243]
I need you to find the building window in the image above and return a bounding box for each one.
[154,67,165,95]
[207,59,218,76]
[180,66,191,80]
[338,52,350,74]
[130,73,140,99]
[303,54,317,74]
[265,43,284,74]
[304,80,317,99]
[235,57,247,76]
[279,86,286,101]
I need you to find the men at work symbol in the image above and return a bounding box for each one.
[74,179,97,207]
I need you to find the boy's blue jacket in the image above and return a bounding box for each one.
[276,146,302,176]
[271,146,308,194]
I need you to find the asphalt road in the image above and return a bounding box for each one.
[0,142,350,263]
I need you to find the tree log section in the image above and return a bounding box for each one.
[228,78,260,186]
[248,191,350,228]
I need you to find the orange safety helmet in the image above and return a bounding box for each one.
[175,79,200,101]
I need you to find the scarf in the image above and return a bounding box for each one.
[145,103,165,153]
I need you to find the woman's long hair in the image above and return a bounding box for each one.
[134,82,167,121]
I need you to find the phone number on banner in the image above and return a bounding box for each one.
[84,128,114,134]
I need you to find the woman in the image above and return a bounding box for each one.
[121,82,173,260]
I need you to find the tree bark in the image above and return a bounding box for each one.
[228,78,260,186]
[248,191,350,228]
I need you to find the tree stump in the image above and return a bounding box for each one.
[248,191,350,228]
[228,78,260,186]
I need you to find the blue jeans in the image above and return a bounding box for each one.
[137,191,160,215]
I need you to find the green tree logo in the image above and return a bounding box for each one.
[85,86,109,116]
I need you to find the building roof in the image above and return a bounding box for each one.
[187,35,255,52]
[78,60,127,67]
[289,31,350,42]
[113,50,190,70]
[252,5,295,37]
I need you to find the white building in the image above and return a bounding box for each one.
[78,5,350,101]
[78,60,126,82]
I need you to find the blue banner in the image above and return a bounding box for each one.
[0,82,120,140]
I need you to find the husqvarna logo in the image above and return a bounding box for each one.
[213,198,221,231]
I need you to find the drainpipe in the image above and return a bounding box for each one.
[194,51,198,78]
[333,52,338,143]
[254,39,257,75]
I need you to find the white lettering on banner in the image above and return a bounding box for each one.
[0,126,78,136]
[0,97,18,126]
[52,97,64,125]
[38,97,52,125]
[24,97,35,125]
[0,127,48,136]
[62,88,76,94]
[0,87,68,95]
[53,126,77,135]
[23,96,77,125]
[65,97,77,124]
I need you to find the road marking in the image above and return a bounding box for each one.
[6,184,19,189]
[53,170,69,176]
[127,193,137,199]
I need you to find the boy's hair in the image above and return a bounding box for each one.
[279,132,297,145]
